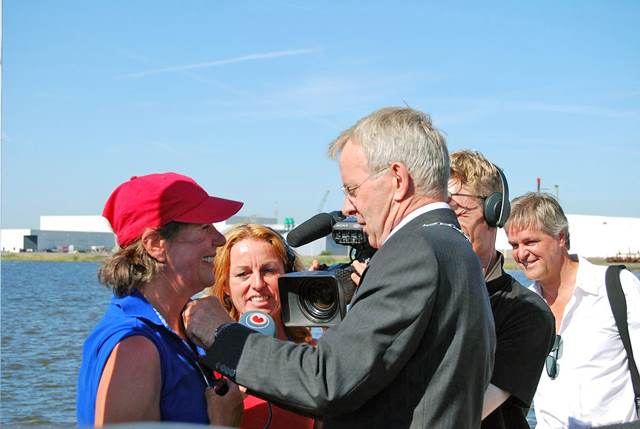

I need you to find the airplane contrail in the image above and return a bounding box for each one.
[126,48,322,78]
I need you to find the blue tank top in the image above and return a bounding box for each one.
[76,289,209,425]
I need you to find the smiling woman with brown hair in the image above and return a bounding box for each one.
[77,172,244,427]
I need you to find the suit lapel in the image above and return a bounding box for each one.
[353,208,459,297]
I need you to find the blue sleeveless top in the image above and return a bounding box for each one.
[76,289,209,425]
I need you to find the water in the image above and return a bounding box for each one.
[1,261,637,426]
[1,261,111,425]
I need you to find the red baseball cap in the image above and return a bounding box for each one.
[103,172,243,247]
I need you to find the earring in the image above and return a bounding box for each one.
[223,294,233,310]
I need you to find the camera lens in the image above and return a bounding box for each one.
[300,279,337,321]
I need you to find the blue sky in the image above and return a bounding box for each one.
[2,1,639,229]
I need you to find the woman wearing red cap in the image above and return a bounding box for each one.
[77,172,245,427]
[206,224,319,429]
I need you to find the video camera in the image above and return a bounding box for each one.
[279,211,376,327]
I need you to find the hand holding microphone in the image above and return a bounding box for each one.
[213,311,276,397]
[183,296,234,349]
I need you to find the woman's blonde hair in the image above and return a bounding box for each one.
[204,224,310,343]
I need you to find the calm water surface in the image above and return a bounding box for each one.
[1,260,638,426]
[1,261,111,425]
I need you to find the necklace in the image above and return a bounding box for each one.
[422,222,471,244]
[485,251,496,273]
[150,305,212,387]
[151,306,170,329]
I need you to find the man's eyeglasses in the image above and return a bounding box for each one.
[341,167,389,199]
[447,192,487,201]
[447,192,487,211]
[545,334,563,379]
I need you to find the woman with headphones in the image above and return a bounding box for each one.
[204,223,317,429]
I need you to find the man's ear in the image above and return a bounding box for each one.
[391,162,413,201]
[557,230,568,250]
[141,228,167,262]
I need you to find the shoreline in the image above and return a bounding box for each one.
[2,252,639,272]
[1,251,110,263]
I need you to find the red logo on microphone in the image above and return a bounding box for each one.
[246,311,270,329]
[251,314,265,324]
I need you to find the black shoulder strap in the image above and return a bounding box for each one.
[605,264,640,418]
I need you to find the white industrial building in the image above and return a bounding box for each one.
[1,216,116,253]
[1,213,638,258]
[224,213,640,258]
[221,215,348,257]
[39,215,114,233]
[1,229,34,253]
[0,214,347,256]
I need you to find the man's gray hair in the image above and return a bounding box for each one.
[506,192,571,249]
[328,107,449,198]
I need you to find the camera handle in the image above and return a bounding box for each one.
[351,242,376,262]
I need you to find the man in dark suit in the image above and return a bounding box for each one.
[184,107,496,428]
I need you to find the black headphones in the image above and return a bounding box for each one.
[483,165,511,228]
[283,240,297,273]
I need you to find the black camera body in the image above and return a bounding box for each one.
[279,214,375,327]
[331,219,376,260]
[279,268,355,327]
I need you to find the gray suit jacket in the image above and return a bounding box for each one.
[207,208,496,428]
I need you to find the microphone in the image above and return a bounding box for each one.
[239,311,276,338]
[286,210,344,247]
[239,311,276,428]
[211,311,276,397]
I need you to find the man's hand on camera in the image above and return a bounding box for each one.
[308,259,328,271]
[350,260,367,286]
[183,297,234,349]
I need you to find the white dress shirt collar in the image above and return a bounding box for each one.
[383,202,451,245]
[573,256,603,296]
[532,256,600,297]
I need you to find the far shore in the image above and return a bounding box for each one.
[0,252,351,267]
[2,251,639,272]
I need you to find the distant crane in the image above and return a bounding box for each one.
[536,177,560,201]
[318,190,330,213]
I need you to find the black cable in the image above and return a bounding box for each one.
[263,401,273,429]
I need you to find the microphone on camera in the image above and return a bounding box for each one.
[239,311,276,338]
[286,210,345,247]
